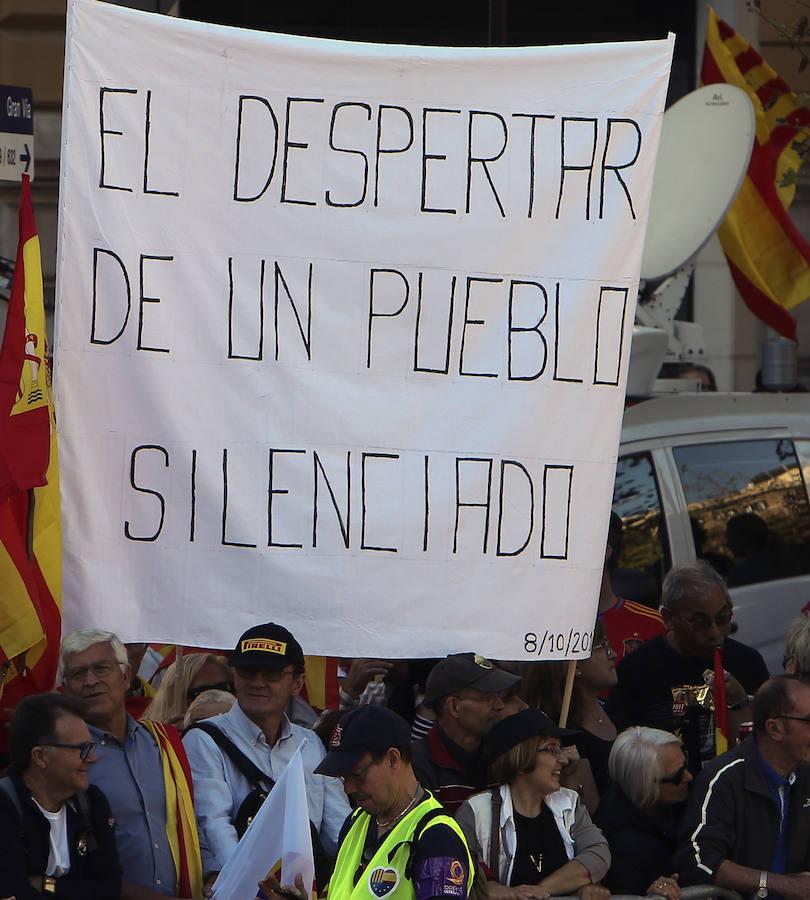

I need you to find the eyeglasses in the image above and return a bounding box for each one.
[591,639,614,654]
[234,667,294,683]
[537,744,562,758]
[64,659,123,685]
[676,607,733,630]
[455,692,501,706]
[40,741,96,761]
[340,758,377,785]
[774,714,810,725]
[187,681,235,702]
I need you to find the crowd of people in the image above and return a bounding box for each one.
[2,515,810,900]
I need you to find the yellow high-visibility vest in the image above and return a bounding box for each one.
[327,794,474,900]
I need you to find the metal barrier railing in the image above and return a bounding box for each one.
[551,890,743,900]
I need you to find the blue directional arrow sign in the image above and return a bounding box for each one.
[0,86,34,182]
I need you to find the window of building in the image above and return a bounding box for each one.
[673,439,810,587]
[612,452,669,605]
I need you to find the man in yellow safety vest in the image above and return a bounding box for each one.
[310,705,475,900]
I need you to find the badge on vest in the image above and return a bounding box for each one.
[368,866,400,897]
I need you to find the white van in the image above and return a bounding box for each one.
[613,392,810,675]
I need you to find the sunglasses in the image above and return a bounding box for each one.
[234,666,294,683]
[187,681,235,702]
[658,754,689,785]
[40,741,96,761]
[676,607,733,630]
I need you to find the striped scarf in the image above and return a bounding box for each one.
[142,719,203,899]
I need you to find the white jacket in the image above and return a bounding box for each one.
[455,784,610,886]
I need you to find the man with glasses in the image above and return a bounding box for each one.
[60,629,202,900]
[412,653,521,813]
[181,622,350,883]
[0,693,121,899]
[308,704,473,900]
[677,676,810,897]
[609,562,769,772]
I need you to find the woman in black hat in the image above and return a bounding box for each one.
[455,709,610,900]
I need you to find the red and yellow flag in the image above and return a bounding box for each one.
[713,647,730,756]
[303,655,340,711]
[141,719,204,899]
[0,173,61,703]
[702,8,810,340]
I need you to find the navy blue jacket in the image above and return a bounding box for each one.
[0,770,122,900]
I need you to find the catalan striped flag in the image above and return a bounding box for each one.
[713,647,730,756]
[702,7,810,340]
[0,173,61,702]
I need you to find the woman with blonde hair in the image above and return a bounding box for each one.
[146,653,233,726]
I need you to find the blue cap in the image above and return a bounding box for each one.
[314,706,412,777]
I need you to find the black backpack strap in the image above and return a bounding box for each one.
[189,721,276,791]
[387,806,446,877]
[488,787,502,876]
[73,789,99,854]
[0,776,22,818]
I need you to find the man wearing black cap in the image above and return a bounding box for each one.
[412,654,521,813]
[182,623,351,879]
[313,705,474,900]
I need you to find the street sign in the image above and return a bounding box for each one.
[0,86,33,182]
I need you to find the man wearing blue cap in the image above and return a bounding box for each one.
[313,705,475,900]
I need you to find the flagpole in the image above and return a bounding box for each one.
[173,645,185,717]
[559,659,577,727]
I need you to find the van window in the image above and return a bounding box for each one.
[673,439,810,587]
[612,452,669,604]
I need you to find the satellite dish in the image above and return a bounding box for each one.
[641,84,755,281]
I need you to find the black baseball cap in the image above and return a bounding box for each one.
[229,622,305,670]
[423,653,521,707]
[314,706,412,778]
[483,709,580,764]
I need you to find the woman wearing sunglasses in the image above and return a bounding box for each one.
[455,709,611,900]
[595,726,692,899]
[145,653,234,726]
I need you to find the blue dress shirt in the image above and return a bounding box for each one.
[88,716,178,895]
[182,701,351,873]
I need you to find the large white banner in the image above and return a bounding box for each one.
[55,0,673,659]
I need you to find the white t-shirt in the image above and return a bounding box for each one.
[32,799,70,877]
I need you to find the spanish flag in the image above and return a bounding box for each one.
[0,173,61,700]
[303,656,340,711]
[713,647,730,756]
[702,8,810,340]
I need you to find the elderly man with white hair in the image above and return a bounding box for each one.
[60,629,203,900]
[595,727,692,899]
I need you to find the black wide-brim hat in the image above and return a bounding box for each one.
[483,709,580,764]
